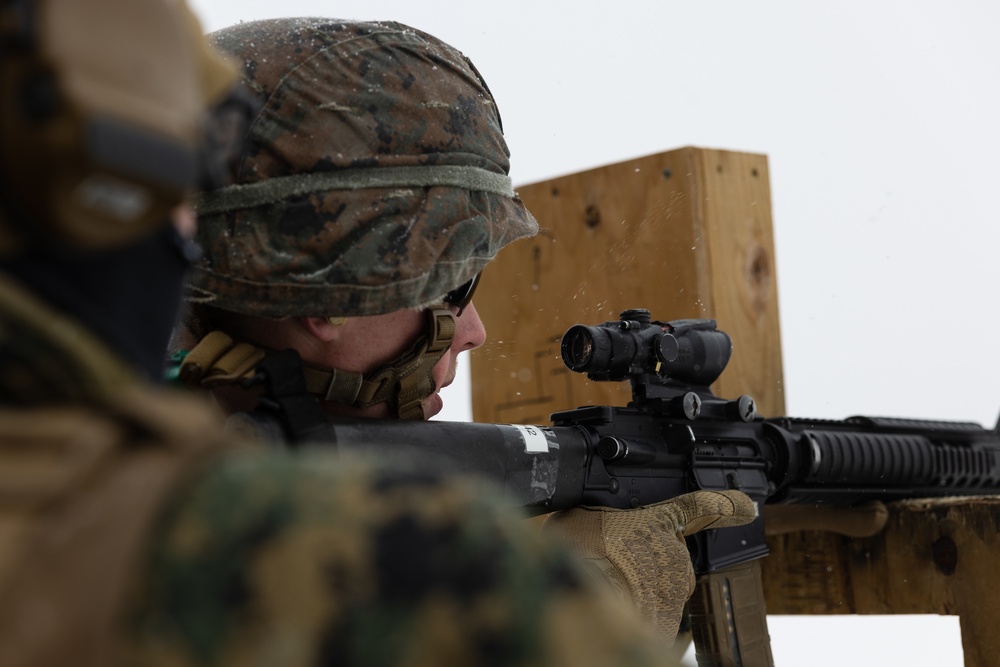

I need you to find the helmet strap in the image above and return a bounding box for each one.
[177,306,457,421]
[300,306,456,420]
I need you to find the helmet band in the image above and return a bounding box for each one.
[194,164,515,215]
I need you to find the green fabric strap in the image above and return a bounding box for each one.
[195,165,515,215]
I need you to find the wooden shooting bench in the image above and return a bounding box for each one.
[469,147,1000,666]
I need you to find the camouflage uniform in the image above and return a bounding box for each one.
[126,452,675,667]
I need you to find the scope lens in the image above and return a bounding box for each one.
[657,333,679,363]
[561,327,595,370]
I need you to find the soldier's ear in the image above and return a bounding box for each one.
[298,316,343,343]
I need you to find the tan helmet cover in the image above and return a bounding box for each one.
[0,0,236,254]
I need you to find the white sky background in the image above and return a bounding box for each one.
[189,1,994,663]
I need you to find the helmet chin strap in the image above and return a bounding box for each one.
[299,305,457,420]
[177,306,457,421]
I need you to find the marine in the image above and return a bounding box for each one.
[172,15,756,648]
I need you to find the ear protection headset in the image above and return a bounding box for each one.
[0,0,219,254]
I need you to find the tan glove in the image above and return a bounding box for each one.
[541,490,757,644]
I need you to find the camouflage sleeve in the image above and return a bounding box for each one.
[124,449,673,667]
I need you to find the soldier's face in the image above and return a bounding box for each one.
[309,302,487,420]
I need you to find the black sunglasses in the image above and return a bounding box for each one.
[443,272,481,317]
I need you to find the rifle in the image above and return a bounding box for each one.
[230,308,1000,667]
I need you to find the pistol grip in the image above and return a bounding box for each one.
[688,559,774,667]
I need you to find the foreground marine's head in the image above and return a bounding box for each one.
[0,0,235,388]
[180,18,538,420]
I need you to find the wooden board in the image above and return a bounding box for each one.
[762,498,1000,667]
[471,146,785,424]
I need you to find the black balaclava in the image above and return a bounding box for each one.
[1,224,201,382]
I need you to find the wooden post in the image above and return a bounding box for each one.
[761,498,1000,667]
[469,147,997,666]
[471,146,785,423]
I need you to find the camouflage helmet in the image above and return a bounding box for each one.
[189,18,538,318]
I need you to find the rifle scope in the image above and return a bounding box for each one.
[560,309,733,386]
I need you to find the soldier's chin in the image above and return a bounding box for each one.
[422,392,443,420]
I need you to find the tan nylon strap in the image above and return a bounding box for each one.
[298,307,456,419]
[303,359,406,408]
[427,306,457,353]
[303,365,366,404]
[395,309,454,417]
[179,330,266,387]
[181,308,456,419]
[398,400,425,421]
[356,369,395,406]
[396,369,430,421]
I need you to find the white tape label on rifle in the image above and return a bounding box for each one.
[513,424,549,453]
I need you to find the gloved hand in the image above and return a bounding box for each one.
[541,490,757,644]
